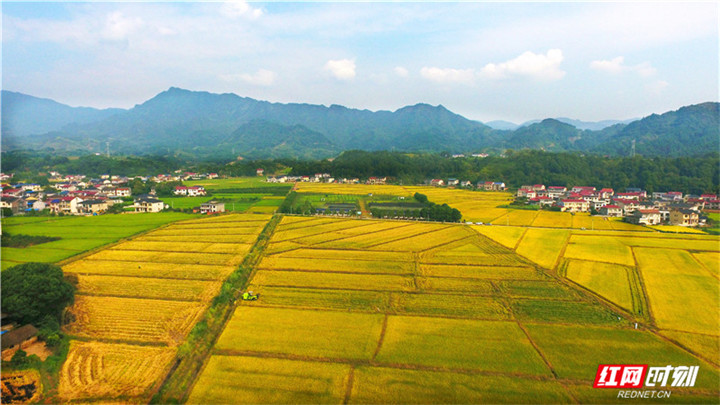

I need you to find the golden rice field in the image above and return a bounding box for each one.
[188,215,720,403]
[515,228,569,269]
[60,213,272,403]
[634,247,719,335]
[58,341,175,401]
[563,259,635,311]
[563,235,636,266]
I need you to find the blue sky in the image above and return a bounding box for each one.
[2,1,717,123]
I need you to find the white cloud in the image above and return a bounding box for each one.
[221,1,263,20]
[394,66,409,77]
[479,49,565,81]
[221,69,276,86]
[324,59,356,80]
[591,56,657,77]
[420,67,475,84]
[646,80,669,95]
[590,56,625,74]
[102,11,143,41]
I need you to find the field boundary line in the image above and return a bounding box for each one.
[629,247,656,326]
[342,366,356,405]
[651,330,720,369]
[64,334,168,347]
[256,267,414,276]
[372,314,389,361]
[688,252,720,282]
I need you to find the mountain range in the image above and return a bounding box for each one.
[2,88,717,159]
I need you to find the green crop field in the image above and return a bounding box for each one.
[1,212,195,270]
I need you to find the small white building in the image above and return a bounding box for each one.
[200,201,225,214]
[134,196,165,213]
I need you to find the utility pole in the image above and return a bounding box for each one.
[630,139,636,158]
[106,141,110,158]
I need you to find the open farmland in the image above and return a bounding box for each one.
[0,212,194,270]
[58,213,272,403]
[187,214,719,403]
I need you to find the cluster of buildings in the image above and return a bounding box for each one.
[516,184,717,227]
[267,173,369,184]
[0,170,223,216]
[429,179,507,191]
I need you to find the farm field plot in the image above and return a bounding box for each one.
[370,226,474,252]
[272,248,413,263]
[660,330,720,368]
[349,366,573,404]
[316,223,449,249]
[375,316,550,375]
[420,264,544,280]
[634,247,720,334]
[76,275,221,301]
[63,260,234,280]
[607,218,653,231]
[190,215,719,404]
[294,182,411,196]
[531,211,572,228]
[563,235,635,266]
[563,260,634,311]
[650,225,708,234]
[614,235,720,251]
[59,213,272,403]
[258,256,413,274]
[242,285,389,312]
[693,252,719,277]
[525,324,720,390]
[1,212,195,269]
[87,249,242,266]
[188,356,351,405]
[490,209,539,226]
[571,213,614,230]
[511,298,622,325]
[215,306,384,360]
[58,341,175,401]
[515,228,569,269]
[471,225,526,249]
[66,295,204,344]
[252,269,415,291]
[389,293,510,319]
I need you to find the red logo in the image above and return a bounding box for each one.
[594,365,648,388]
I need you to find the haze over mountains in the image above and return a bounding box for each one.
[2,88,717,160]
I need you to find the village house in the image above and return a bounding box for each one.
[0,196,26,214]
[256,168,265,176]
[1,325,39,361]
[669,209,700,227]
[447,178,460,186]
[599,205,623,217]
[430,179,445,187]
[572,186,595,193]
[460,180,473,188]
[705,199,720,210]
[79,199,108,214]
[546,186,567,198]
[174,186,207,196]
[367,177,387,185]
[628,209,662,225]
[134,196,165,213]
[59,196,83,215]
[558,199,590,212]
[103,187,131,197]
[599,188,615,199]
[528,196,554,206]
[200,200,226,214]
[516,188,536,199]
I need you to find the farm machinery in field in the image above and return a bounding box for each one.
[241,291,259,301]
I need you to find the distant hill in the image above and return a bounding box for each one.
[520,117,637,131]
[1,91,124,140]
[484,120,519,130]
[2,88,716,159]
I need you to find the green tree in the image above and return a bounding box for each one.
[1,263,75,326]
